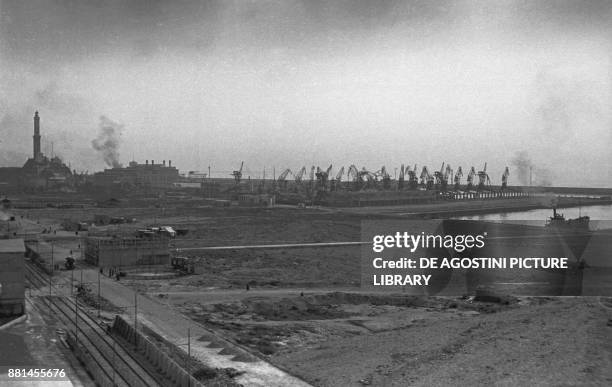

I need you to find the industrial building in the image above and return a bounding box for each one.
[21,112,73,186]
[92,159,180,189]
[84,236,170,267]
[0,239,25,317]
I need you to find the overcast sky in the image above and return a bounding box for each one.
[1,0,611,186]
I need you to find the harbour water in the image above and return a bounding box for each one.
[450,204,612,296]
[457,204,612,229]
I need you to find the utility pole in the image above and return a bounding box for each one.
[74,294,78,346]
[208,165,211,198]
[134,292,138,350]
[187,327,191,387]
[49,242,53,297]
[112,339,116,386]
[97,270,101,318]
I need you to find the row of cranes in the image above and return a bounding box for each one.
[232,161,511,193]
[417,163,510,192]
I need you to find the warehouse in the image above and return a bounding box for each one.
[0,239,25,317]
[92,159,179,189]
[84,236,170,268]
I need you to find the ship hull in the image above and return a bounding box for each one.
[438,220,592,296]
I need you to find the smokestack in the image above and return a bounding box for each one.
[169,160,171,167]
[146,160,148,165]
[33,111,41,160]
[163,160,166,166]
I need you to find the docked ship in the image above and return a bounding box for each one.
[428,210,593,296]
[546,207,590,230]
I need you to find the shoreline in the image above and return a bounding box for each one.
[340,196,612,219]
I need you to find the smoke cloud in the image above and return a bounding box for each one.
[511,151,553,187]
[92,116,123,168]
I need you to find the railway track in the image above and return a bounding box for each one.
[25,260,163,387]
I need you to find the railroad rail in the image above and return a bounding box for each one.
[25,261,164,387]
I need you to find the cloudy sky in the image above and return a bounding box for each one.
[1,0,611,186]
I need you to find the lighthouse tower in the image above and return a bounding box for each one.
[33,111,41,160]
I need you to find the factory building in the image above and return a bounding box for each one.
[84,236,170,267]
[0,239,25,317]
[92,160,180,189]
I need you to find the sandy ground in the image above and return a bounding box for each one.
[276,297,612,386]
[166,291,612,386]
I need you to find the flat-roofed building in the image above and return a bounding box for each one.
[0,239,25,317]
[84,236,170,268]
[93,160,179,189]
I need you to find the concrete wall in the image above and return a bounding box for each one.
[112,316,203,387]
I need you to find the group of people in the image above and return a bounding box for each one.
[102,266,122,280]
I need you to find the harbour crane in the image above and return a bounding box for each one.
[477,163,491,191]
[377,166,391,189]
[359,167,377,189]
[420,166,434,190]
[278,168,292,181]
[335,166,344,181]
[294,166,307,183]
[407,164,418,189]
[398,164,405,190]
[277,168,292,190]
[434,162,451,191]
[315,164,333,190]
[348,165,375,190]
[466,167,476,191]
[232,161,244,184]
[331,166,344,191]
[501,166,510,190]
[441,163,452,191]
[434,162,445,188]
[347,165,359,182]
[454,166,463,191]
